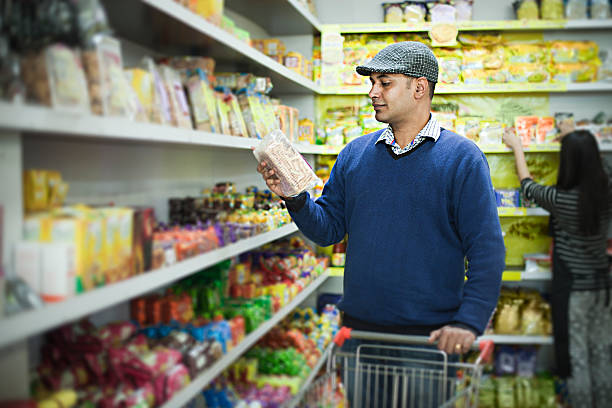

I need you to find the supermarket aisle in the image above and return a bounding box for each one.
[0,0,611,407]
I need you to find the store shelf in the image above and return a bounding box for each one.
[0,103,322,155]
[225,0,321,34]
[103,0,319,94]
[329,267,550,281]
[0,223,299,349]
[161,270,330,408]
[502,270,552,281]
[321,19,612,33]
[498,208,549,217]
[319,82,612,95]
[287,342,334,408]
[479,334,554,345]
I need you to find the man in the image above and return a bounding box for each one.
[258,42,504,405]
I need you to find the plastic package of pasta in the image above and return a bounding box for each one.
[253,129,320,197]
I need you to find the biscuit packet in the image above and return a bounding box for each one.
[253,129,320,197]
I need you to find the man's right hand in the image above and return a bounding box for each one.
[257,161,285,198]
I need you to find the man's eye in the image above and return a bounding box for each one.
[382,82,391,86]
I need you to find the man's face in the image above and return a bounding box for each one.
[368,73,415,124]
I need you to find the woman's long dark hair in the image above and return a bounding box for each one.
[557,130,609,235]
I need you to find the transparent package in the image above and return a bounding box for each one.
[253,129,320,197]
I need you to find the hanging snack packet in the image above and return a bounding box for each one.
[253,130,320,197]
[515,116,539,146]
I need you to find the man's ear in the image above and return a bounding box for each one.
[414,77,428,99]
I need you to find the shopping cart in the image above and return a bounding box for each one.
[296,327,494,408]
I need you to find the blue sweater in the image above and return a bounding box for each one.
[289,129,505,334]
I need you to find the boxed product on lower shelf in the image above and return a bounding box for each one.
[28,239,328,407]
[200,305,341,408]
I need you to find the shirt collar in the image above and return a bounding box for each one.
[375,114,441,145]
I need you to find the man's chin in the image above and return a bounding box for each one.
[374,112,389,123]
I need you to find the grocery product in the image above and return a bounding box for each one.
[536,117,557,143]
[515,116,539,146]
[404,2,427,23]
[514,0,539,19]
[253,130,319,197]
[591,0,611,19]
[21,44,90,112]
[185,69,219,132]
[160,65,192,129]
[298,118,315,144]
[382,2,404,23]
[540,0,563,19]
[565,0,588,19]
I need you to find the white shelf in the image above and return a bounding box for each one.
[479,334,554,345]
[0,103,322,155]
[0,223,299,349]
[103,0,318,95]
[161,270,330,408]
[225,0,321,34]
[498,208,550,217]
[522,271,553,280]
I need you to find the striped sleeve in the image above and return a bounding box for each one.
[520,178,557,214]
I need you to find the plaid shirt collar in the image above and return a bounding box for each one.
[375,114,441,154]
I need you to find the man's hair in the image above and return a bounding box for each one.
[405,75,436,99]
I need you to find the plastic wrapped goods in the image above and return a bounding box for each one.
[253,130,320,197]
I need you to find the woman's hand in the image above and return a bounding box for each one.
[502,127,522,151]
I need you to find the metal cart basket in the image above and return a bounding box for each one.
[296,327,494,408]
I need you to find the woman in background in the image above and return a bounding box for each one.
[503,126,612,408]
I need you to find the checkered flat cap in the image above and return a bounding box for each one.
[356,41,438,83]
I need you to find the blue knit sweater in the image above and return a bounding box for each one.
[289,129,505,334]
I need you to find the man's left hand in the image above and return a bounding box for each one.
[428,325,476,355]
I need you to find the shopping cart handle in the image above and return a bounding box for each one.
[334,326,353,346]
[477,339,494,364]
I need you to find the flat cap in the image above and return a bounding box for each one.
[356,41,438,83]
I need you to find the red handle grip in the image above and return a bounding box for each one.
[478,339,494,363]
[333,326,352,347]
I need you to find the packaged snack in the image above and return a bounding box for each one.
[495,346,517,375]
[216,93,232,135]
[536,117,557,143]
[143,58,172,125]
[555,112,574,134]
[599,49,612,82]
[168,56,216,76]
[429,4,457,23]
[298,119,315,144]
[41,242,76,302]
[132,207,154,275]
[462,47,490,70]
[196,0,224,26]
[458,33,502,47]
[21,44,90,112]
[479,121,504,144]
[550,63,599,83]
[23,170,48,212]
[508,63,549,83]
[225,92,249,137]
[454,0,473,21]
[515,116,539,146]
[83,35,140,119]
[496,189,521,207]
[495,301,521,334]
[591,0,611,19]
[404,2,427,23]
[505,43,547,64]
[541,0,563,19]
[253,130,320,197]
[160,65,192,129]
[462,69,507,84]
[284,52,305,76]
[186,70,219,132]
[438,57,462,84]
[565,0,587,19]
[455,117,481,141]
[514,0,539,19]
[382,2,404,23]
[550,41,599,63]
[261,39,286,59]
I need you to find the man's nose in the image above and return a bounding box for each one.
[369,84,379,100]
